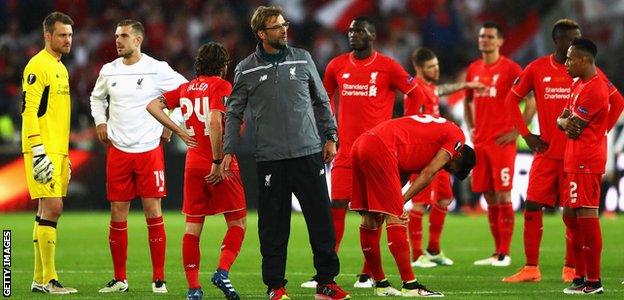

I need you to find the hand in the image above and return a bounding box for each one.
[220,154,234,178]
[323,141,337,163]
[496,129,519,145]
[178,131,198,148]
[161,127,173,143]
[205,162,223,185]
[465,81,486,91]
[96,123,109,144]
[468,128,475,141]
[399,210,409,223]
[523,133,549,153]
[564,120,582,139]
[68,158,72,181]
[32,144,54,183]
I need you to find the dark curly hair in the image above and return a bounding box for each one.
[194,42,230,77]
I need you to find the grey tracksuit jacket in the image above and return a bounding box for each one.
[224,45,337,162]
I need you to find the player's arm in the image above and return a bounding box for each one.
[402,149,450,202]
[607,89,624,131]
[206,110,225,184]
[436,81,486,96]
[22,64,54,183]
[556,108,575,134]
[463,92,475,138]
[90,71,110,143]
[146,96,197,147]
[306,51,337,163]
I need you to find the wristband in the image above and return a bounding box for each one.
[213,158,223,165]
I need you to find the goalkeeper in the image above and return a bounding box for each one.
[21,12,77,294]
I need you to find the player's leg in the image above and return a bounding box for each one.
[491,143,516,267]
[37,197,66,293]
[386,214,444,298]
[100,145,134,293]
[360,212,398,296]
[142,197,167,292]
[426,198,453,266]
[330,164,352,251]
[557,164,575,282]
[211,211,246,300]
[471,145,499,265]
[561,173,587,295]
[183,217,204,298]
[408,202,431,267]
[32,204,44,292]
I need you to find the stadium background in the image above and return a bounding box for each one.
[1,0,624,213]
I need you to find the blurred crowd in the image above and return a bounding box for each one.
[1,0,623,153]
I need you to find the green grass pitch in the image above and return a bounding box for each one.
[1,211,623,299]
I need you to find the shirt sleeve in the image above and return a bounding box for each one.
[389,59,419,95]
[161,87,181,110]
[224,64,249,154]
[323,59,338,113]
[574,83,607,122]
[403,85,426,116]
[21,60,48,148]
[440,125,465,158]
[606,82,624,131]
[510,63,534,98]
[305,51,337,136]
[210,80,231,113]
[90,68,109,126]
[156,62,188,93]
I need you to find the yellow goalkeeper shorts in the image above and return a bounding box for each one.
[24,153,70,199]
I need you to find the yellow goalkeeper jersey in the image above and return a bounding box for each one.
[21,49,71,155]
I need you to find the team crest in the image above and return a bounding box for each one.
[370,71,378,84]
[223,96,229,106]
[136,78,143,89]
[27,74,36,84]
[289,66,297,80]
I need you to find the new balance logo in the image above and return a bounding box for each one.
[319,168,325,176]
[186,264,196,268]
[265,174,272,186]
[342,73,350,79]
[543,76,552,82]
[259,74,268,82]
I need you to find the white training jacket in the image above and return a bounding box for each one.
[90,54,187,153]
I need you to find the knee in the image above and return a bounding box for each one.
[436,199,452,208]
[361,213,382,229]
[411,203,425,213]
[227,218,246,230]
[496,191,511,204]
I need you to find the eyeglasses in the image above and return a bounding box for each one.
[263,22,290,31]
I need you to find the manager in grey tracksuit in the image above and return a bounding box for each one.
[222,6,340,293]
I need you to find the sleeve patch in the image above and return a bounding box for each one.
[27,74,37,84]
[454,141,462,152]
[577,106,589,115]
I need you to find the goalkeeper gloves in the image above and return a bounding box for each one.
[32,144,54,183]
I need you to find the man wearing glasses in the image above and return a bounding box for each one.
[223,5,349,300]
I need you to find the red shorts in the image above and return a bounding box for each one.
[410,171,453,204]
[526,157,566,207]
[471,142,516,192]
[561,173,602,208]
[331,165,352,200]
[350,133,403,217]
[183,168,246,217]
[106,145,166,201]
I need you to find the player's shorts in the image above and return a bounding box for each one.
[561,172,602,208]
[526,157,566,207]
[471,142,516,192]
[350,133,403,217]
[106,144,166,201]
[410,171,453,205]
[24,153,70,199]
[331,165,352,200]
[183,168,246,217]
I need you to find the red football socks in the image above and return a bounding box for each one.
[408,210,424,260]
[331,207,347,252]
[524,210,543,266]
[387,225,416,282]
[182,233,201,289]
[360,225,384,281]
[427,204,448,254]
[487,204,501,253]
[498,202,514,256]
[109,221,128,281]
[218,225,245,271]
[563,215,586,278]
[578,217,602,282]
[147,216,166,281]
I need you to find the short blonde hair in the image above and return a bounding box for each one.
[250,6,283,41]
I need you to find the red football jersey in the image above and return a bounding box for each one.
[371,115,465,174]
[510,55,621,159]
[324,51,420,165]
[162,76,239,170]
[564,75,609,174]
[404,77,440,117]
[466,56,522,144]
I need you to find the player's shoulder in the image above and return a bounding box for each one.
[208,76,232,90]
[100,57,124,73]
[25,50,52,71]
[327,52,350,66]
[500,56,522,69]
[524,55,550,70]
